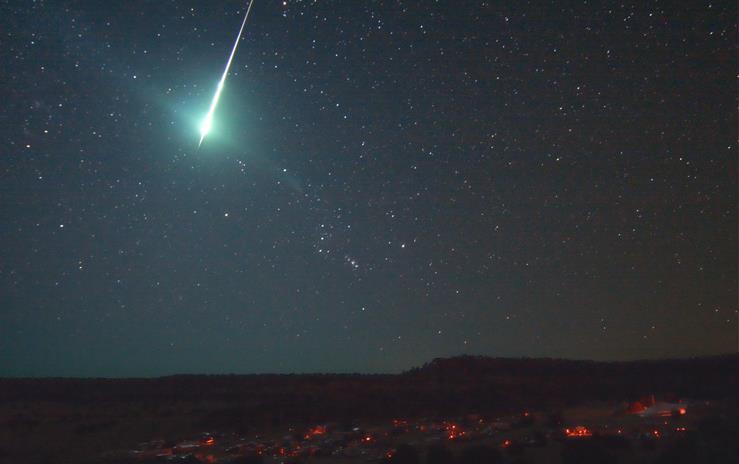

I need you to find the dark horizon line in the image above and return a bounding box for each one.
[2,352,736,381]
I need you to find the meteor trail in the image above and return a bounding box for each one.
[198,0,255,148]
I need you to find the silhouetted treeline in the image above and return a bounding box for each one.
[1,355,737,428]
[406,354,739,404]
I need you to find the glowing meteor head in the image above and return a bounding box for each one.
[200,113,213,139]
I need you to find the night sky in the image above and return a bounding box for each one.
[1,0,736,377]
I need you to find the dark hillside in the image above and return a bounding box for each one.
[1,355,737,423]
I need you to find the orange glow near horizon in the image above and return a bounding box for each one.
[305,425,326,438]
[565,426,592,438]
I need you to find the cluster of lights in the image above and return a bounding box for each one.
[446,423,466,440]
[564,426,593,438]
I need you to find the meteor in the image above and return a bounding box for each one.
[198,0,255,148]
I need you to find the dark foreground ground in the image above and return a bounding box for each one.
[1,355,737,464]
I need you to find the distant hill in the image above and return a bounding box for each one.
[404,354,739,401]
[2,354,737,408]
[406,353,739,379]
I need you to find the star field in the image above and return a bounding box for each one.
[0,0,736,376]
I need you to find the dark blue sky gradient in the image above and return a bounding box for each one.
[1,0,736,376]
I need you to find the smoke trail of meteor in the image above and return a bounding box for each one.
[198,0,255,148]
